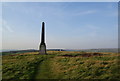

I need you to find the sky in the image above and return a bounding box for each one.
[1,2,118,50]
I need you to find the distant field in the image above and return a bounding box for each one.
[2,51,120,80]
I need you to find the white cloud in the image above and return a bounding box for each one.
[84,25,100,37]
[0,20,2,32]
[53,10,97,17]
[74,10,97,16]
[2,20,14,32]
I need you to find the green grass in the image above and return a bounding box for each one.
[2,51,120,80]
[3,53,45,79]
[34,58,53,79]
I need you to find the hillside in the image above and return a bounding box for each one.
[2,51,120,80]
[1,48,118,56]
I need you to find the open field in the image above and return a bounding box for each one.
[2,51,120,80]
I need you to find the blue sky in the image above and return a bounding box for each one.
[2,2,118,50]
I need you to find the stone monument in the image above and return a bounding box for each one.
[39,22,46,54]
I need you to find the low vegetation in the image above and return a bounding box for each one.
[2,51,120,80]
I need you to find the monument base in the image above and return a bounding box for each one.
[39,43,46,54]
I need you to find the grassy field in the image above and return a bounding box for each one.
[2,51,120,80]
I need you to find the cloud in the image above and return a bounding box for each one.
[74,10,97,16]
[2,20,13,32]
[0,20,2,32]
[52,10,97,17]
[84,25,98,38]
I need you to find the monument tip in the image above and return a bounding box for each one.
[42,22,44,24]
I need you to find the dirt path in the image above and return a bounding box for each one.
[34,58,53,79]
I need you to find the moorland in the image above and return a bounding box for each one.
[2,51,120,80]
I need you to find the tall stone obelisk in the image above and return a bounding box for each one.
[39,22,46,54]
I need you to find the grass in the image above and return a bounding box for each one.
[3,52,45,79]
[2,51,120,80]
[34,58,53,79]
